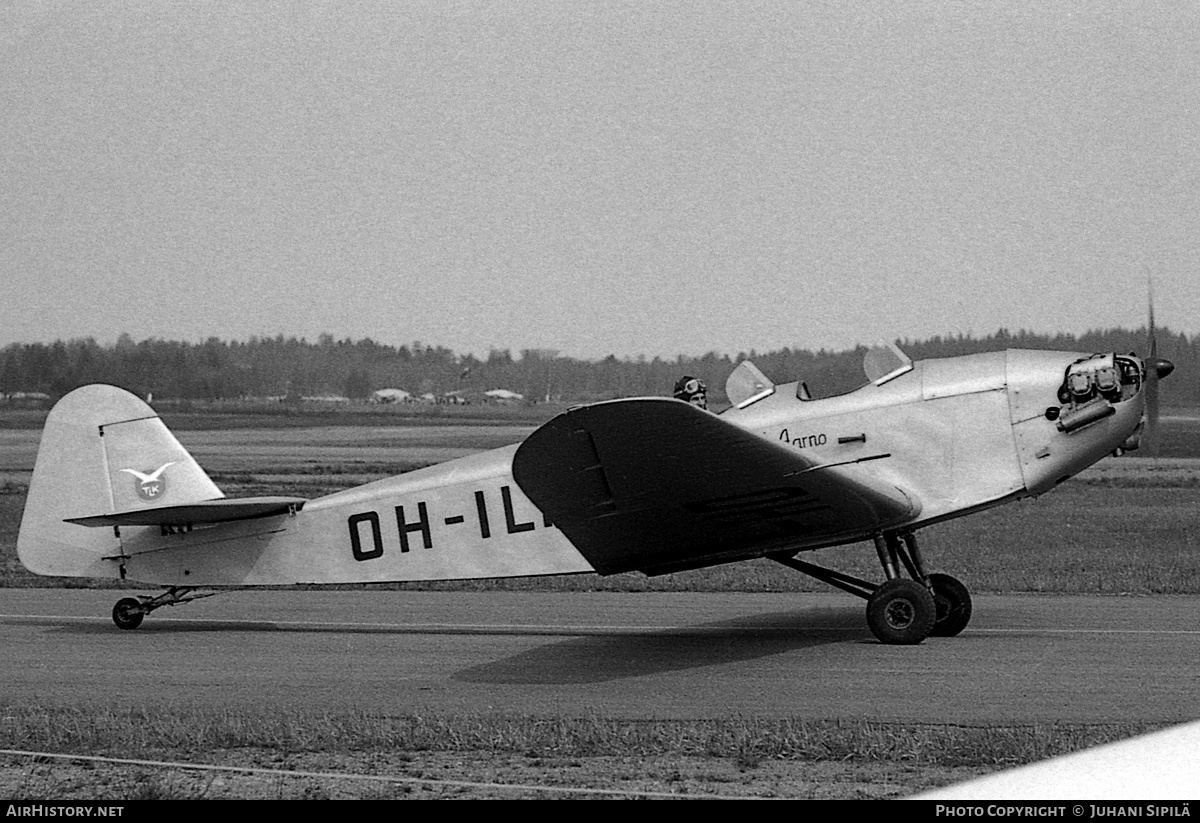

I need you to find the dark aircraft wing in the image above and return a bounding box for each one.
[512,398,918,575]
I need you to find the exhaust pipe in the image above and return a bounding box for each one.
[1056,399,1115,433]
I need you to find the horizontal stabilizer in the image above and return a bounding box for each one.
[65,496,307,528]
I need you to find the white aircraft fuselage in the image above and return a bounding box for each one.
[726,348,1145,529]
[19,348,1145,589]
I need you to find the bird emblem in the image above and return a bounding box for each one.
[120,462,177,501]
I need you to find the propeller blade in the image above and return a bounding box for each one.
[1148,274,1157,359]
[1145,363,1159,455]
[1141,275,1174,456]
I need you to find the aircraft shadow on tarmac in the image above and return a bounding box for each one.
[453,607,872,685]
[42,619,316,635]
[32,605,874,684]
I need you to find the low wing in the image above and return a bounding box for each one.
[512,398,918,575]
[64,496,307,528]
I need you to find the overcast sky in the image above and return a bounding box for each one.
[2,1,1198,360]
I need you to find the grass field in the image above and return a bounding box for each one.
[0,399,564,431]
[0,707,1160,799]
[3,420,1198,593]
[2,411,1197,798]
[5,480,1198,594]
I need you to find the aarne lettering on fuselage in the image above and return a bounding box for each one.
[778,428,827,449]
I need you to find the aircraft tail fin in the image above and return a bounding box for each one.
[17,385,224,578]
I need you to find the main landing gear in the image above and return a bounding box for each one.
[111,588,218,630]
[771,530,972,645]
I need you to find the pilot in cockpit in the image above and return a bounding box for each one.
[673,375,708,410]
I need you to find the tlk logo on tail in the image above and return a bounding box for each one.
[120,463,176,502]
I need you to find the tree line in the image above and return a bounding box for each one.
[1,328,1197,407]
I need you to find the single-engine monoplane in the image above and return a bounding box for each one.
[17,339,1173,644]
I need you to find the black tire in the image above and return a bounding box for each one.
[112,597,145,631]
[928,573,972,637]
[866,579,935,645]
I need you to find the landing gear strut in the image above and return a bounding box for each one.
[110,587,218,630]
[771,530,972,645]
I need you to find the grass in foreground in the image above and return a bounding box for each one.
[0,706,1164,799]
[0,705,1157,766]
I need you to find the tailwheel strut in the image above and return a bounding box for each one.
[770,530,971,645]
[111,587,220,630]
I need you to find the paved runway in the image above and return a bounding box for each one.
[1,589,1197,724]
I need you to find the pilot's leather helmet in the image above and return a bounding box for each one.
[673,375,708,409]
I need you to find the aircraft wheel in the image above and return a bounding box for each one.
[866,579,935,645]
[928,573,972,637]
[112,598,145,631]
